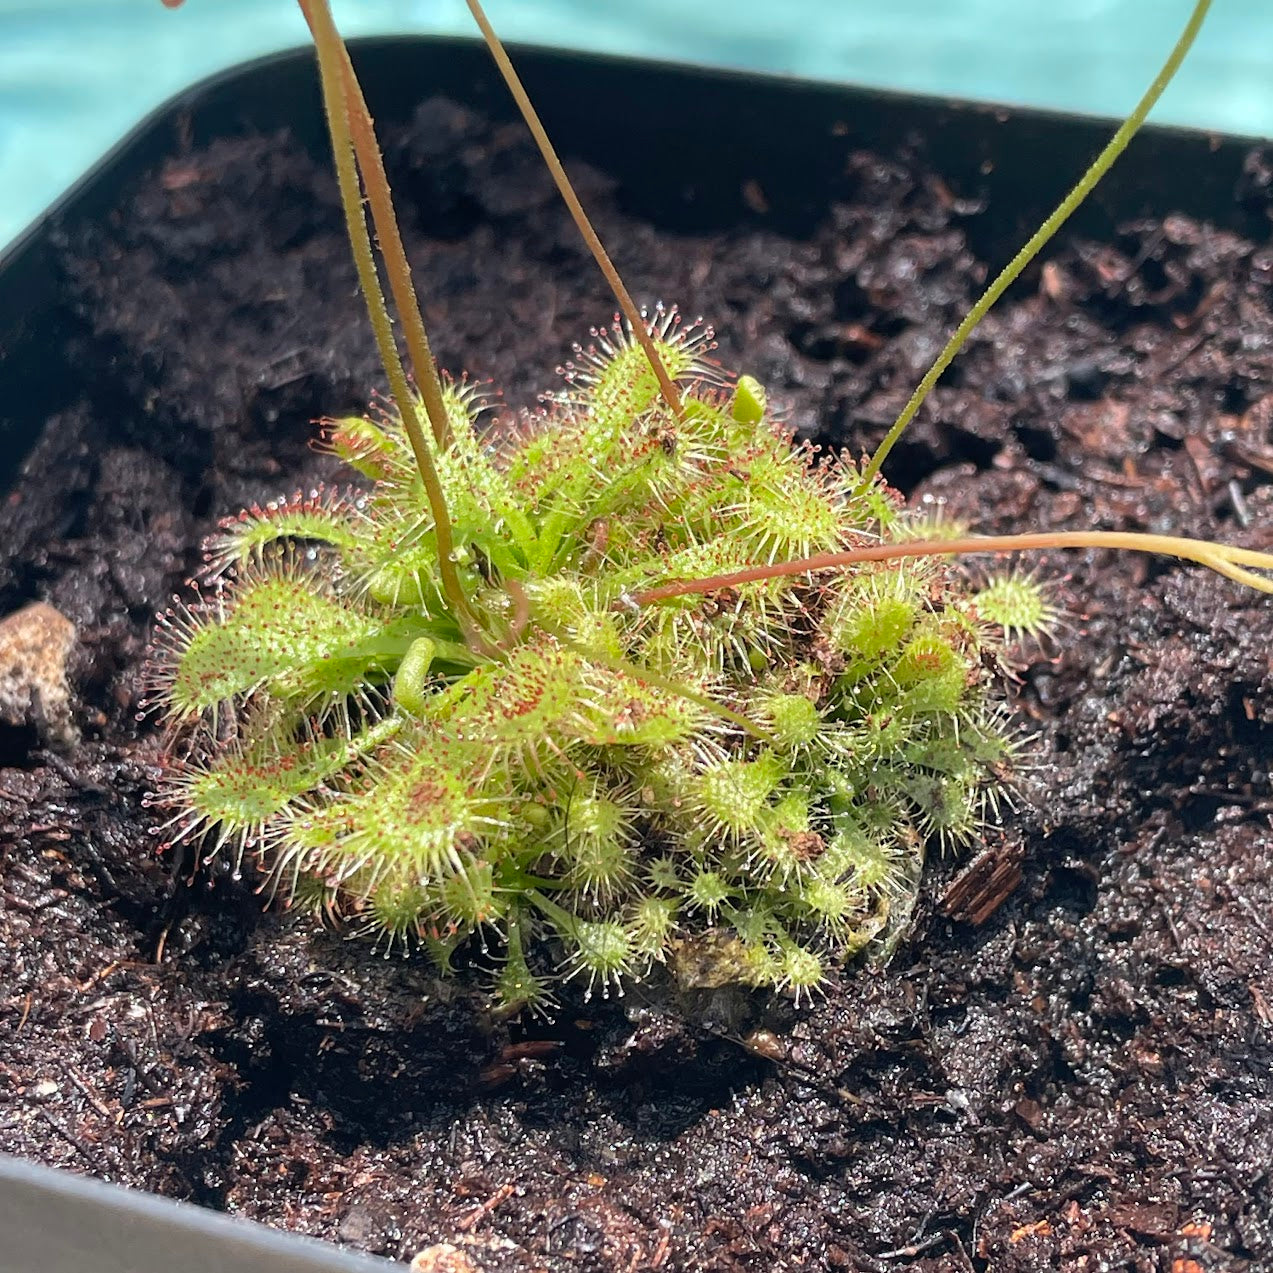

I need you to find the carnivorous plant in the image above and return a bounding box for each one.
[151,0,1266,1012]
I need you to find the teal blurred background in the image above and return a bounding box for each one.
[1,1,1270,249]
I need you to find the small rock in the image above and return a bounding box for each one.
[410,1244,479,1273]
[336,1203,395,1250]
[0,602,79,749]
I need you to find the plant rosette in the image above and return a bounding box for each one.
[148,308,1054,1012]
[147,0,1269,1016]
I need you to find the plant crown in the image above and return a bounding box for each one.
[152,315,1041,1010]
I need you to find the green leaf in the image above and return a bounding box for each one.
[205,489,362,577]
[180,717,399,844]
[169,571,382,716]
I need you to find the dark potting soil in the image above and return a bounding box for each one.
[2,91,1272,1273]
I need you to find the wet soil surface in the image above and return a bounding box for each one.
[2,94,1273,1272]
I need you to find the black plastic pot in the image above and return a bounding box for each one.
[0,1154,395,1273]
[1,34,1269,1273]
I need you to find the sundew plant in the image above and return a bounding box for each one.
[152,0,1269,1013]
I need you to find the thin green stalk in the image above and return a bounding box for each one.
[335,52,453,450]
[296,0,485,646]
[855,0,1212,493]
[465,0,686,422]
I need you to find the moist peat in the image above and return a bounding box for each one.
[1,97,1271,1271]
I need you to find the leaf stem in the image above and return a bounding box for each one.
[627,530,1273,605]
[551,629,776,744]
